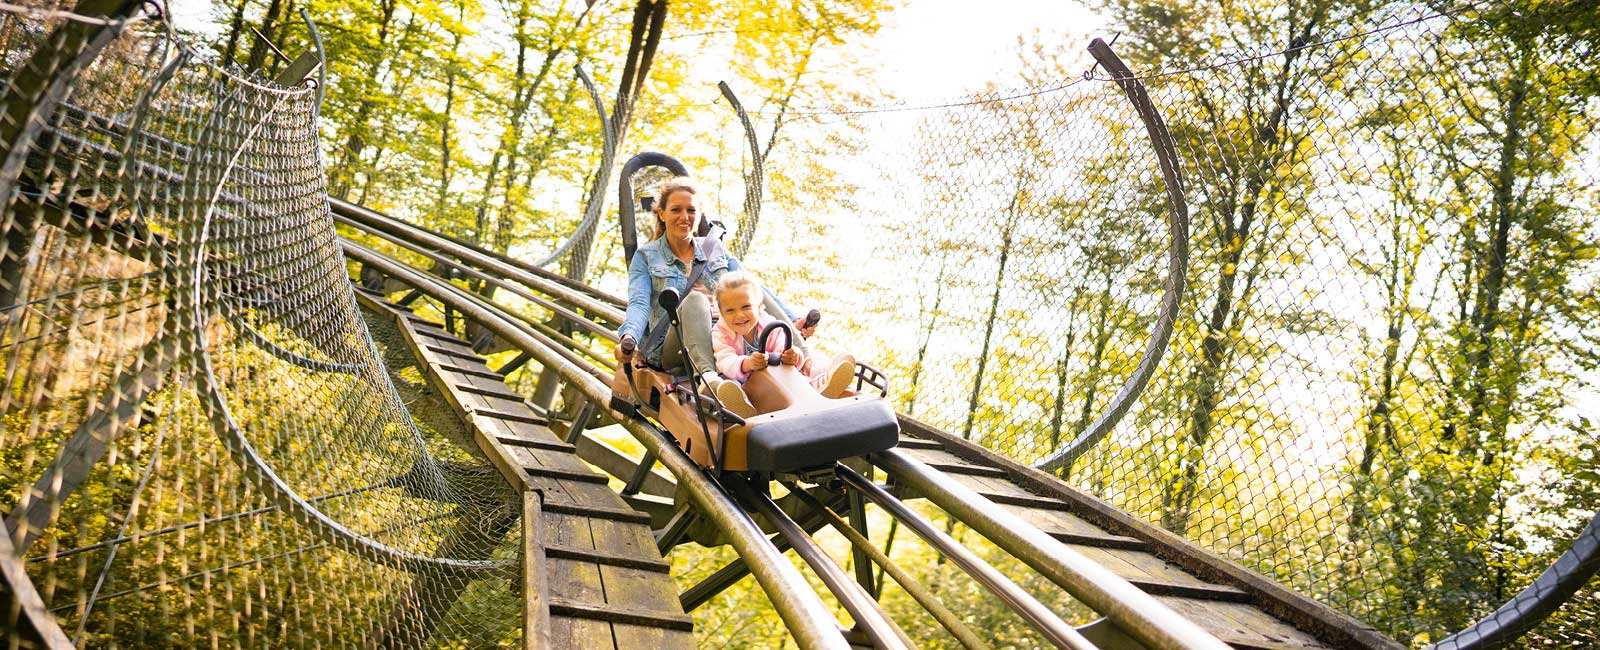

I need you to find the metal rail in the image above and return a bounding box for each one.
[733,478,913,650]
[838,465,1098,650]
[873,449,1232,650]
[342,241,853,650]
[332,197,625,324]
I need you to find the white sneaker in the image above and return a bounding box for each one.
[813,354,857,398]
[715,380,758,418]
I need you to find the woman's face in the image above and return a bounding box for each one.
[658,191,700,241]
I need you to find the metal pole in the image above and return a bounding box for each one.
[838,465,1096,650]
[734,479,912,650]
[792,489,992,650]
[874,449,1232,650]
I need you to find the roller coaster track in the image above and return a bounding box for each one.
[4,11,1593,646]
[334,194,1407,650]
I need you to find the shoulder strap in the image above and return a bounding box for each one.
[641,239,712,358]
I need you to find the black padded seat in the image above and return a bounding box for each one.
[744,398,900,473]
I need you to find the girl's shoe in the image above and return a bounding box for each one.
[814,354,857,398]
[715,380,758,418]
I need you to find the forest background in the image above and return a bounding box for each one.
[173,0,1599,647]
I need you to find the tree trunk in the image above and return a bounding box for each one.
[1460,46,1531,462]
[221,0,251,68]
[435,7,465,217]
[329,0,399,200]
[610,0,668,144]
[960,228,1013,441]
[904,253,948,417]
[244,0,286,72]
[1158,14,1321,532]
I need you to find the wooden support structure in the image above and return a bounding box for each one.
[354,287,693,649]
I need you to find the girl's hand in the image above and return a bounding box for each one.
[742,353,769,373]
[780,349,801,367]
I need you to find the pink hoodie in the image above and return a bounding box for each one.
[713,312,807,382]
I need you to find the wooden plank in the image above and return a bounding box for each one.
[611,622,696,650]
[523,491,552,650]
[414,327,481,346]
[897,415,1403,650]
[545,544,670,573]
[546,557,606,608]
[542,501,652,525]
[912,458,1011,479]
[542,512,596,550]
[599,564,691,619]
[548,598,695,631]
[525,465,612,485]
[896,436,944,450]
[1159,597,1335,650]
[505,444,606,479]
[498,436,577,454]
[1125,577,1250,602]
[434,362,509,381]
[587,518,660,563]
[1004,506,1149,551]
[548,615,616,650]
[472,406,547,426]
[937,474,1074,512]
[454,382,532,402]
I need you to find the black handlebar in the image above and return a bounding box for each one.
[757,321,797,366]
[658,287,683,318]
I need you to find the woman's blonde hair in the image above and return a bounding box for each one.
[653,177,699,238]
[715,270,761,304]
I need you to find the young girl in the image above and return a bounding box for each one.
[711,271,855,417]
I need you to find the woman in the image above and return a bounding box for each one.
[614,177,815,381]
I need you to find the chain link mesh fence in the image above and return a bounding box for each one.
[646,2,1598,647]
[0,3,523,646]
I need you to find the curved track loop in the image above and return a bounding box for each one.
[176,50,517,578]
[1033,38,1189,474]
[1432,510,1600,650]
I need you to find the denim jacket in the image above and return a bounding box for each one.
[620,236,798,362]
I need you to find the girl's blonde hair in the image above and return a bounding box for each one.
[715,270,761,304]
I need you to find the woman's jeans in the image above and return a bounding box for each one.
[661,292,717,375]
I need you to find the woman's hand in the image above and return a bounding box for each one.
[792,318,818,339]
[614,334,636,363]
[741,353,769,373]
[780,349,801,367]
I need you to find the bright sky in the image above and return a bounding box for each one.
[171,0,1108,102]
[871,0,1107,102]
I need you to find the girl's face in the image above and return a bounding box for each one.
[717,285,760,337]
[658,191,700,241]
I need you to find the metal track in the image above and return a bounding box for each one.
[339,224,1410,650]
